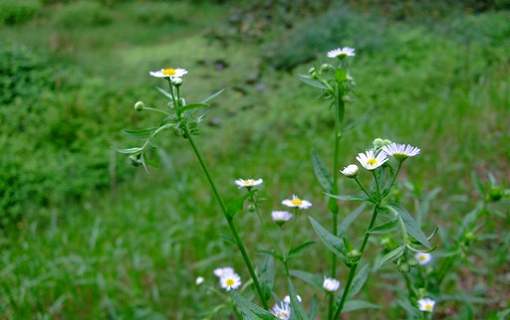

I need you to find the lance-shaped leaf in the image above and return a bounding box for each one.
[369,218,398,234]
[309,217,346,258]
[327,193,369,202]
[388,206,431,248]
[117,147,143,154]
[157,87,173,100]
[311,150,333,193]
[230,292,277,320]
[342,300,380,313]
[288,240,315,259]
[339,204,366,234]
[287,278,310,320]
[258,255,275,302]
[349,263,369,297]
[123,127,158,138]
[289,270,323,290]
[298,75,328,89]
[182,103,209,112]
[201,88,225,104]
[373,246,405,271]
[308,295,319,319]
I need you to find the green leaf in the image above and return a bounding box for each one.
[369,218,398,234]
[311,150,333,193]
[289,270,322,290]
[182,103,208,112]
[342,300,380,313]
[308,295,319,319]
[117,147,143,154]
[349,264,369,297]
[157,87,173,100]
[389,206,431,248]
[373,246,405,271]
[287,279,310,320]
[123,127,158,138]
[258,255,275,302]
[298,75,327,89]
[327,193,369,202]
[201,88,225,104]
[339,204,366,234]
[230,292,277,320]
[288,240,315,259]
[309,217,345,258]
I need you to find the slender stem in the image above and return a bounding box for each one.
[328,83,343,320]
[333,206,380,318]
[185,132,269,309]
[354,177,371,199]
[383,161,402,197]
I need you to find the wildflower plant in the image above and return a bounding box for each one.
[119,49,508,319]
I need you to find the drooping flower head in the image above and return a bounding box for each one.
[282,195,312,210]
[415,252,432,266]
[356,150,388,170]
[213,266,234,278]
[234,178,263,189]
[220,272,241,291]
[272,211,293,225]
[272,301,291,320]
[327,47,356,58]
[323,277,340,292]
[340,164,359,178]
[382,143,421,161]
[149,67,188,80]
[417,298,435,312]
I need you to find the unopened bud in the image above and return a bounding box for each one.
[171,77,183,86]
[348,249,361,260]
[134,101,145,111]
[373,138,392,149]
[488,187,503,202]
[320,63,333,72]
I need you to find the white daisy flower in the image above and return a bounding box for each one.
[272,211,293,224]
[283,294,302,304]
[234,178,263,189]
[213,266,235,278]
[272,301,291,320]
[220,272,242,291]
[356,150,388,170]
[417,298,435,312]
[282,195,312,210]
[382,143,421,160]
[415,252,432,266]
[149,67,188,79]
[323,277,340,292]
[195,276,204,285]
[340,164,359,178]
[327,47,355,58]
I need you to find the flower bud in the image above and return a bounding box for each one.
[373,138,392,149]
[320,63,333,72]
[308,67,319,79]
[487,186,503,202]
[134,101,145,111]
[340,164,358,178]
[171,77,183,86]
[348,249,361,260]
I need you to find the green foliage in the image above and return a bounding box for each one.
[0,0,41,25]
[53,1,113,28]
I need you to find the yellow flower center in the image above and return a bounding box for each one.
[367,158,378,166]
[245,179,255,185]
[226,278,235,287]
[424,303,433,311]
[162,68,177,76]
[291,198,303,206]
[418,255,427,261]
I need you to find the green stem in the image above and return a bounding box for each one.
[327,83,343,320]
[383,161,402,197]
[185,132,269,310]
[333,206,379,318]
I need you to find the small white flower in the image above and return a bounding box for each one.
[327,47,355,58]
[418,298,435,312]
[282,195,312,210]
[382,143,420,160]
[415,252,432,266]
[323,277,340,292]
[283,295,302,304]
[234,178,263,189]
[272,211,293,224]
[356,150,388,170]
[213,266,234,278]
[340,164,359,177]
[195,276,204,285]
[220,272,242,291]
[149,67,188,79]
[272,301,291,320]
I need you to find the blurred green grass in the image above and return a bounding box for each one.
[0,1,509,318]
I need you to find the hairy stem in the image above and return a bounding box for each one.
[185,132,268,309]
[333,206,379,318]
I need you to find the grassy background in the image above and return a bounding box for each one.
[0,0,509,319]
